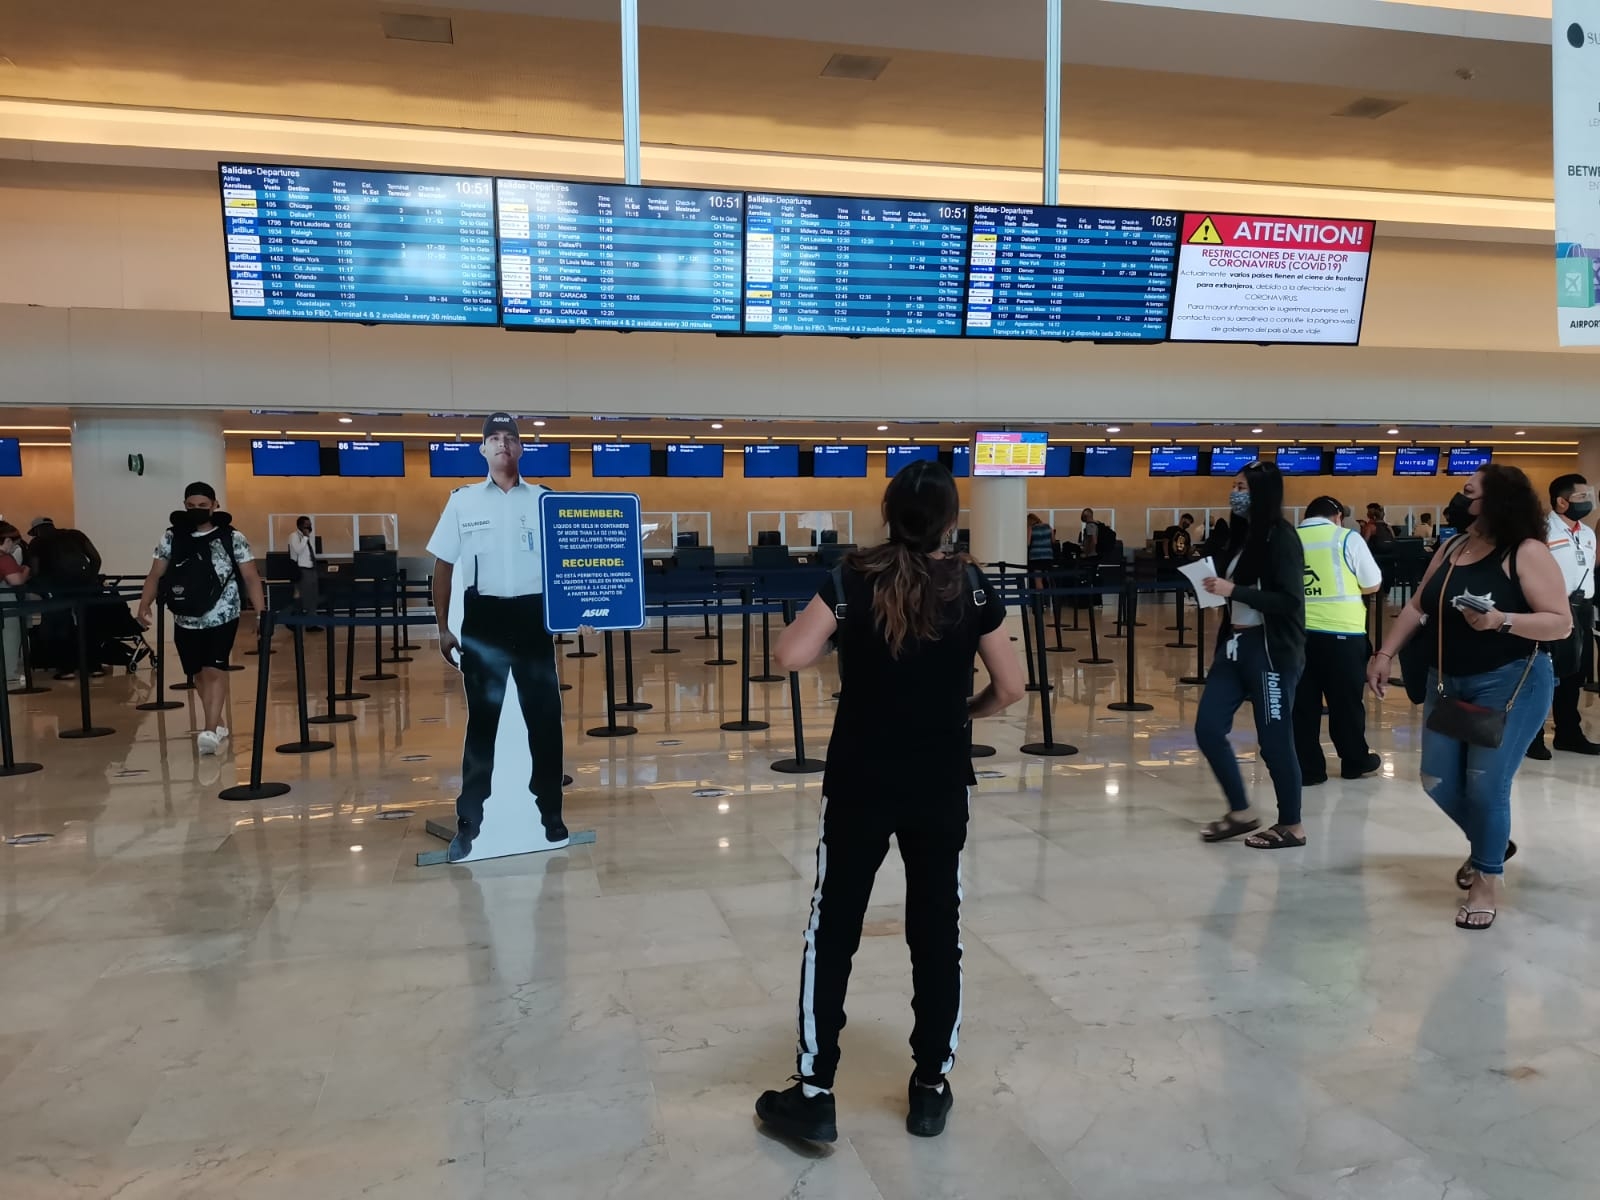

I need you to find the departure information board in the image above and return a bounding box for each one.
[220,164,498,325]
[497,179,743,332]
[814,444,868,478]
[1333,446,1379,476]
[336,440,405,478]
[965,204,1180,339]
[744,193,969,336]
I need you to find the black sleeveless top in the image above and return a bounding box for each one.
[1418,540,1532,676]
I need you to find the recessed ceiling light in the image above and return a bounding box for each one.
[877,425,889,432]
[1105,426,1121,434]
[338,416,354,424]
[532,419,547,428]
[1251,427,1263,434]
[1387,428,1399,435]
[1515,430,1526,436]
[349,845,363,853]
[710,423,723,430]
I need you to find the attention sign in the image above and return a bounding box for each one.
[1168,213,1375,345]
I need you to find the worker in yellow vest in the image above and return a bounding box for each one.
[1295,497,1385,785]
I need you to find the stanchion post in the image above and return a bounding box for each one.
[1080,585,1112,665]
[0,605,42,775]
[276,622,335,753]
[1021,579,1078,757]
[751,601,783,683]
[773,600,824,773]
[1020,570,1043,693]
[614,629,652,713]
[10,600,48,696]
[1180,594,1209,686]
[1047,567,1075,653]
[59,599,112,739]
[308,614,356,726]
[1166,587,1191,649]
[361,578,398,682]
[697,601,715,640]
[652,599,680,655]
[396,570,421,651]
[135,598,183,711]
[706,583,735,667]
[383,574,412,664]
[335,590,370,701]
[220,615,292,800]
[722,584,769,732]
[1107,581,1155,712]
[587,630,637,737]
[571,631,599,659]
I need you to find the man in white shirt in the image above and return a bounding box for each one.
[1294,497,1385,784]
[427,413,566,859]
[286,515,321,630]
[1531,474,1599,758]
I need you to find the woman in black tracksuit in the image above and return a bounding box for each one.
[1195,460,1309,849]
[753,461,1024,1145]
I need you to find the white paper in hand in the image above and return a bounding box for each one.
[1179,557,1227,609]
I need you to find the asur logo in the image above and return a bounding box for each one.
[580,608,610,618]
[1568,22,1598,48]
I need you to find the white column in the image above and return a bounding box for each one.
[969,476,1029,566]
[71,411,225,576]
[1578,433,1600,492]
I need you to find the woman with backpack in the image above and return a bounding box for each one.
[754,460,1024,1145]
[136,483,266,756]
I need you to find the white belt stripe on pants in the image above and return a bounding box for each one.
[797,795,829,1077]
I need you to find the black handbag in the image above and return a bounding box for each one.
[1424,553,1537,750]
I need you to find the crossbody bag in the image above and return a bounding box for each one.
[1424,549,1537,750]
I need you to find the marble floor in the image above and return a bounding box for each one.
[2,605,1599,1199]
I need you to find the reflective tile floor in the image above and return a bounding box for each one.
[2,608,1599,1198]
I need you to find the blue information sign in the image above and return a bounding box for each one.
[539,492,646,633]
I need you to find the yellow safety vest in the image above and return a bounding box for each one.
[1297,521,1365,634]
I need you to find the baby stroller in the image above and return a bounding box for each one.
[89,591,154,674]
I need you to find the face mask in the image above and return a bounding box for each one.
[1443,492,1472,529]
[1229,491,1251,517]
[1567,500,1594,521]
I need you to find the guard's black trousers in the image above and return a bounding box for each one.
[457,591,565,840]
[795,787,968,1090]
[1292,631,1373,782]
[1551,616,1594,741]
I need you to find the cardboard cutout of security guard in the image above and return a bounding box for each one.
[427,414,568,863]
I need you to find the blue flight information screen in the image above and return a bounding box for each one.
[522,441,572,478]
[1045,445,1073,477]
[496,179,743,332]
[949,445,972,478]
[1395,446,1441,477]
[965,204,1179,339]
[251,439,321,477]
[429,441,483,478]
[744,193,969,336]
[1447,446,1492,475]
[1276,446,1324,476]
[813,445,867,478]
[1333,445,1379,476]
[592,443,653,478]
[0,438,19,478]
[1209,446,1258,476]
[1149,446,1200,476]
[744,444,799,478]
[1082,445,1135,477]
[337,440,404,477]
[220,164,497,325]
[666,443,724,478]
[886,445,939,476]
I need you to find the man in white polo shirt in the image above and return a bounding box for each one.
[427,413,567,859]
[1530,473,1599,758]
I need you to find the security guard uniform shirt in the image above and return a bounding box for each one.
[1296,517,1382,634]
[1545,510,1596,600]
[426,478,550,595]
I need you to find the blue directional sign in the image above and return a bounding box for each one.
[539,492,645,633]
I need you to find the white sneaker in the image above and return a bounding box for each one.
[214,726,230,745]
[197,730,219,756]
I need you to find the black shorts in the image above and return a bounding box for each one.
[173,620,239,678]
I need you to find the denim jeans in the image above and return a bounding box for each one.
[1194,627,1304,826]
[1421,653,1553,876]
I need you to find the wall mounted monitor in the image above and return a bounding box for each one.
[948,444,972,478]
[1148,445,1201,477]
[428,441,484,478]
[1044,444,1074,477]
[251,439,321,477]
[521,441,572,478]
[1446,446,1493,475]
[0,438,20,477]
[886,444,939,476]
[665,443,724,478]
[972,431,1048,477]
[336,439,405,478]
[1209,445,1258,476]
[744,443,800,478]
[1082,445,1135,477]
[964,204,1180,340]
[1332,445,1380,476]
[1394,446,1441,477]
[591,442,653,478]
[743,193,969,336]
[1275,445,1324,476]
[219,164,497,325]
[496,179,743,332]
[813,444,868,478]
[1169,213,1375,344]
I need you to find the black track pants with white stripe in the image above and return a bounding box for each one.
[795,789,968,1090]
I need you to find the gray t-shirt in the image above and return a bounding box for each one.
[155,527,253,629]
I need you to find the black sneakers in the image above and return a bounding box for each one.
[1341,752,1384,780]
[1526,734,1553,761]
[906,1074,953,1138]
[1553,733,1600,756]
[755,1081,837,1144]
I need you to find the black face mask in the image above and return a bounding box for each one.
[1443,493,1473,530]
[1566,500,1594,522]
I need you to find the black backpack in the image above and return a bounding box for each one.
[160,526,240,618]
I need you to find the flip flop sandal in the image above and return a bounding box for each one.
[1201,815,1260,843]
[1456,840,1517,891]
[1245,825,1307,850]
[1455,905,1498,931]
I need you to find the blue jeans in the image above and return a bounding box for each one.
[1195,627,1304,826]
[1421,654,1553,876]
